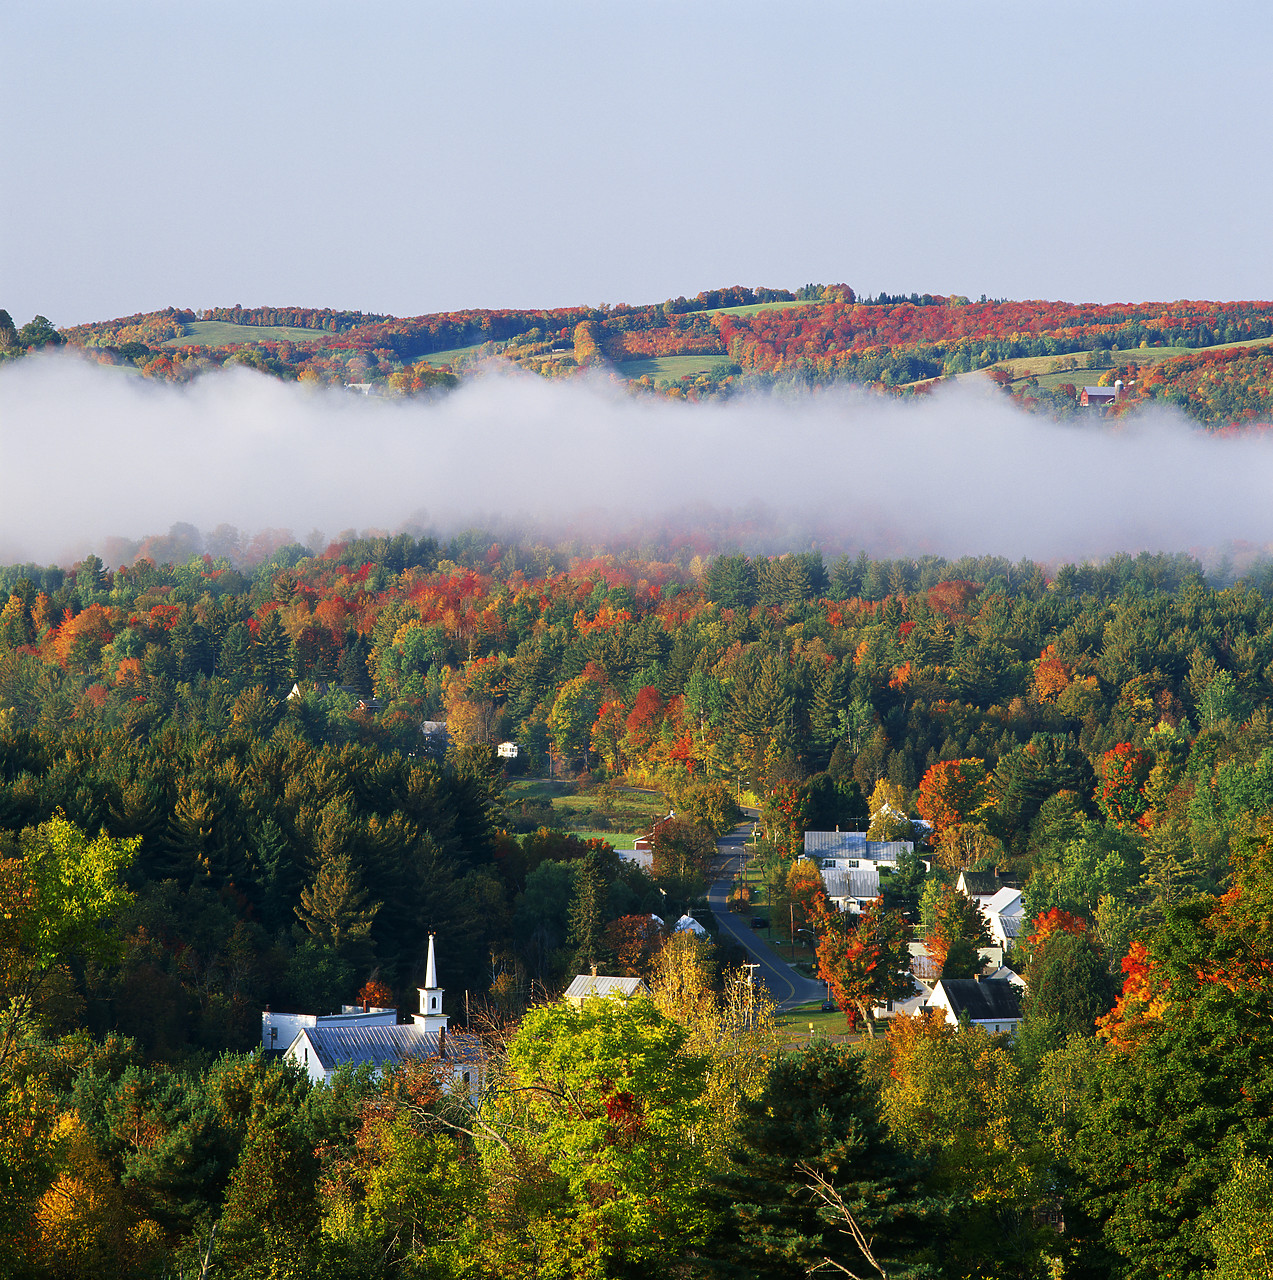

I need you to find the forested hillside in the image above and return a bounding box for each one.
[4,525,1273,1275]
[9,284,1273,428]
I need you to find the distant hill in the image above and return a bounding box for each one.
[38,286,1273,427]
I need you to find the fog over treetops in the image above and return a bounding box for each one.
[1,352,1268,567]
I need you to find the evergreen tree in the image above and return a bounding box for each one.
[706,1040,940,1278]
[253,612,292,691]
[567,850,607,972]
[219,622,254,692]
[295,850,380,965]
[810,660,851,762]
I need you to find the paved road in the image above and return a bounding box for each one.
[707,819,829,1010]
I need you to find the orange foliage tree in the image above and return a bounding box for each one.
[816,899,912,1031]
[916,759,988,839]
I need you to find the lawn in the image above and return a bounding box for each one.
[163,320,333,348]
[699,299,817,318]
[413,342,495,366]
[615,353,736,382]
[902,334,1273,394]
[775,1001,858,1046]
[568,829,640,850]
[986,335,1273,394]
[503,780,668,839]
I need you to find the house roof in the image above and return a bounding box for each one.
[822,868,881,899]
[674,913,707,937]
[563,974,648,1001]
[1082,386,1116,398]
[985,887,1023,915]
[296,1024,482,1071]
[805,831,912,860]
[957,871,1004,896]
[933,978,1023,1022]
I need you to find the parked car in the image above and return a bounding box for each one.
[749,917,768,929]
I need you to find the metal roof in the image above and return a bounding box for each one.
[297,1024,483,1071]
[985,887,1023,914]
[804,831,912,859]
[821,867,882,899]
[563,974,648,1001]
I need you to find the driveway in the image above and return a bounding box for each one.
[707,819,829,1010]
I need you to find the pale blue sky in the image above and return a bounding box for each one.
[4,1,1271,328]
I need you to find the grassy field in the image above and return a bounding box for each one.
[503,780,668,839]
[985,335,1273,394]
[414,342,494,366]
[615,353,736,381]
[699,299,817,318]
[567,829,640,849]
[163,321,333,348]
[775,1001,858,1046]
[904,334,1273,394]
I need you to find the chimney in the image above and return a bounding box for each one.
[438,1025,447,1059]
[590,963,598,978]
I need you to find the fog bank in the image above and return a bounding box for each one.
[0,354,1267,567]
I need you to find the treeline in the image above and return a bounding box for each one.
[24,288,1273,425]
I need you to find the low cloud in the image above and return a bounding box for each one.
[0,353,1269,567]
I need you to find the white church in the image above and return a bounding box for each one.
[283,934,483,1097]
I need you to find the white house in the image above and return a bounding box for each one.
[979,887,1024,948]
[284,934,482,1097]
[673,912,707,937]
[496,741,519,759]
[927,977,1023,1035]
[804,830,912,871]
[874,973,934,1020]
[820,866,882,914]
[563,973,650,1007]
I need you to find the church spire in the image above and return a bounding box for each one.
[413,932,448,1034]
[425,932,438,989]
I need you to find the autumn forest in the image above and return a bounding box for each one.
[2,286,1273,1279]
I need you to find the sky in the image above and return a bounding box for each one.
[4,1,1273,328]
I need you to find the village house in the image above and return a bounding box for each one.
[284,935,482,1097]
[926,977,1024,1035]
[804,829,913,870]
[820,865,883,914]
[1079,380,1122,408]
[955,870,1018,898]
[563,971,650,1008]
[977,887,1025,948]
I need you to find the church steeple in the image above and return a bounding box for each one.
[413,932,448,1034]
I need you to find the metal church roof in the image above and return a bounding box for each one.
[297,1023,482,1071]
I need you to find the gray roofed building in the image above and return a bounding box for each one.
[821,866,882,913]
[955,870,1017,897]
[295,1023,481,1073]
[805,831,913,868]
[261,1004,397,1054]
[563,974,650,1006]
